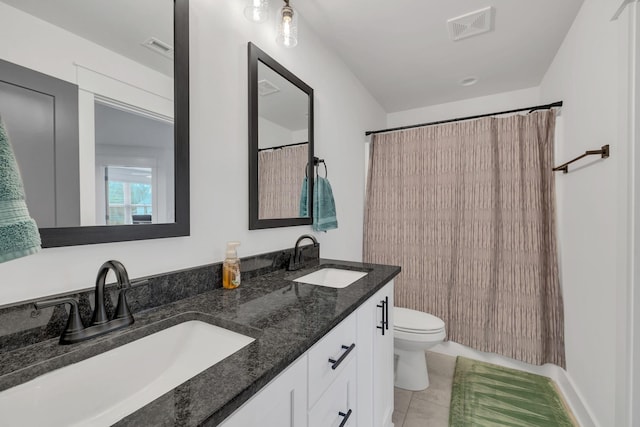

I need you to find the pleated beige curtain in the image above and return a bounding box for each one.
[258,144,307,219]
[364,111,565,367]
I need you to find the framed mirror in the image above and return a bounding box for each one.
[0,0,189,247]
[248,42,314,230]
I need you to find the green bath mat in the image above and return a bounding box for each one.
[449,357,577,427]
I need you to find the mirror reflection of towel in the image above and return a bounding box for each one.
[299,176,309,217]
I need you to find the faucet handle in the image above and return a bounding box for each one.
[34,297,85,344]
[112,279,146,322]
[113,287,135,324]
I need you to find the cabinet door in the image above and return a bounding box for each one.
[373,282,394,427]
[356,281,394,427]
[219,354,308,427]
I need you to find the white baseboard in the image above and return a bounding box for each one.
[430,342,598,427]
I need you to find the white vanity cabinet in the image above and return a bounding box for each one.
[357,282,394,427]
[219,280,394,427]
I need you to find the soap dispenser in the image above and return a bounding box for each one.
[223,241,241,289]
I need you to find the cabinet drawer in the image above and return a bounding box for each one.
[308,313,357,407]
[309,358,357,427]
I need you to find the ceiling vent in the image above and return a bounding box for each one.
[142,37,174,59]
[258,79,280,96]
[447,7,494,41]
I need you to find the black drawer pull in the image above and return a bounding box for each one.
[328,343,356,370]
[338,409,353,427]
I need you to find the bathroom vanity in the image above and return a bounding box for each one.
[0,257,400,426]
[219,281,394,427]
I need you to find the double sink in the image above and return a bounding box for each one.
[0,266,368,426]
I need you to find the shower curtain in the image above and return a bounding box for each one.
[364,110,565,367]
[258,144,308,219]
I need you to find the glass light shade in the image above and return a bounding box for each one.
[244,0,270,23]
[276,3,298,48]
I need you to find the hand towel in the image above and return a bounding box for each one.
[299,176,309,217]
[313,176,338,232]
[0,118,41,263]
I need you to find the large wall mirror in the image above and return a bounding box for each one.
[248,42,313,230]
[0,0,189,247]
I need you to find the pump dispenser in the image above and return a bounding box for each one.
[223,241,241,289]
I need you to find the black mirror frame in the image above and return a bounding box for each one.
[248,42,314,230]
[40,0,190,247]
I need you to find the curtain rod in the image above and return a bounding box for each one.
[365,101,563,136]
[257,141,308,152]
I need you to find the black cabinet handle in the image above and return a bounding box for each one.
[384,295,389,330]
[377,297,388,335]
[328,343,356,370]
[338,409,353,427]
[377,302,384,335]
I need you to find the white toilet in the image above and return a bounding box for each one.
[393,307,446,391]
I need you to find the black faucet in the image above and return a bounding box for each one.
[288,234,319,271]
[34,260,136,345]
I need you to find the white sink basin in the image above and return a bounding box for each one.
[0,320,254,427]
[293,267,367,288]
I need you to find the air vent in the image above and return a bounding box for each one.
[447,7,494,41]
[142,37,174,59]
[258,79,280,96]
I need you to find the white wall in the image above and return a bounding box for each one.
[0,3,173,105]
[632,3,640,424]
[386,87,541,128]
[540,0,633,425]
[291,129,308,144]
[0,0,386,305]
[257,116,293,149]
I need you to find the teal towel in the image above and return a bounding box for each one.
[313,176,338,232]
[299,176,309,217]
[0,119,41,263]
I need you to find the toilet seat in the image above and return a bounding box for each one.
[394,307,445,334]
[395,327,446,343]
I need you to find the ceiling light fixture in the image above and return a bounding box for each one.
[276,0,298,48]
[244,0,270,23]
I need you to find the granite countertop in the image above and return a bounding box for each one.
[0,259,400,426]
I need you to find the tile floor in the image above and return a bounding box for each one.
[392,351,456,427]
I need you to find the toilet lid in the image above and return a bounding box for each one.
[394,307,445,333]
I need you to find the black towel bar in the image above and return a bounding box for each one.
[552,145,609,174]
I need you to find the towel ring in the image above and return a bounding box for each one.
[317,162,327,178]
[305,161,328,178]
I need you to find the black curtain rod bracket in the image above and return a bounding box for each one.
[365,101,563,136]
[553,145,609,174]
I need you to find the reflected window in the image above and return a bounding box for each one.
[105,166,153,225]
[94,100,174,226]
